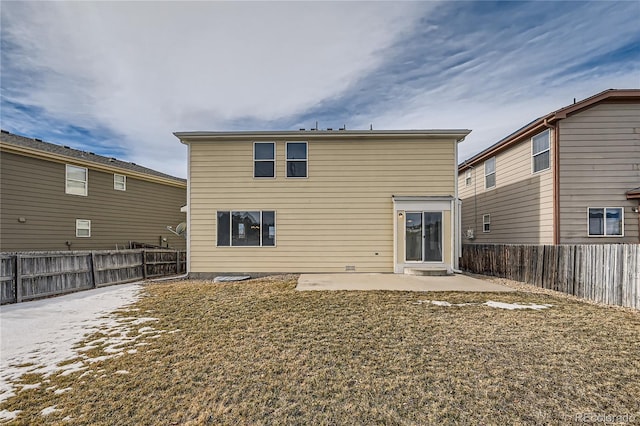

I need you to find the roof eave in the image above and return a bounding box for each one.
[174,129,471,144]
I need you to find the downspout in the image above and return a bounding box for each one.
[543,118,560,244]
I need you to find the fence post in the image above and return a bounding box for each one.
[15,254,22,303]
[142,250,148,279]
[89,252,98,288]
[175,250,180,275]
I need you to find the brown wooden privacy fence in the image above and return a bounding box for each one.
[460,244,640,309]
[0,249,186,304]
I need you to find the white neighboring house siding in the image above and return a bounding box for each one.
[558,102,640,243]
[459,131,554,244]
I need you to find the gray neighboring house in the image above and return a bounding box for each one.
[0,130,186,251]
[458,89,640,245]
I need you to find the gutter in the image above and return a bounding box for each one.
[543,117,560,244]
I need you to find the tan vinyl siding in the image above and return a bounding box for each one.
[459,134,554,244]
[189,138,456,273]
[559,103,640,243]
[1,152,186,251]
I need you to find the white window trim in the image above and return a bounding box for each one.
[65,164,88,196]
[587,207,624,237]
[465,170,472,186]
[286,141,308,179]
[114,173,127,191]
[531,130,551,174]
[217,210,277,247]
[253,141,276,179]
[484,157,496,190]
[482,214,490,233]
[76,219,91,238]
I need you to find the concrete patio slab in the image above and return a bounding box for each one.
[296,273,515,292]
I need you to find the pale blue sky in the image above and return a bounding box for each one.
[2,1,639,178]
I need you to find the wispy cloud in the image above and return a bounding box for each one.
[1,1,638,176]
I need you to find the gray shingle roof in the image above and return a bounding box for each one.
[0,130,185,185]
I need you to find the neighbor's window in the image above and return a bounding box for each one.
[114,174,126,191]
[532,130,550,173]
[483,214,491,233]
[484,157,496,189]
[588,208,623,237]
[76,219,91,237]
[217,211,276,246]
[254,142,275,178]
[465,170,472,186]
[286,142,307,178]
[66,165,88,196]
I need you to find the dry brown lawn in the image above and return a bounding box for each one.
[2,275,639,425]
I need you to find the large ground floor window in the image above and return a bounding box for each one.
[217,211,276,246]
[588,207,623,237]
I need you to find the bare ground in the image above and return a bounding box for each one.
[1,275,639,425]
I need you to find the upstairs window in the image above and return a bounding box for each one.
[76,219,91,237]
[114,174,126,191]
[286,142,307,178]
[484,157,496,189]
[532,130,550,173]
[217,211,276,247]
[465,170,472,186]
[483,214,491,233]
[254,142,275,178]
[588,208,623,237]
[66,165,88,196]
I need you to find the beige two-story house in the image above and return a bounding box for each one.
[458,89,640,244]
[1,131,187,251]
[175,129,470,277]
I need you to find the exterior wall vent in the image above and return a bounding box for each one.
[345,265,356,272]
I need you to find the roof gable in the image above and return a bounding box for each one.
[459,89,640,171]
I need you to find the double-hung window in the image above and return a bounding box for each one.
[254,142,275,178]
[484,157,496,189]
[114,174,126,190]
[588,208,623,237]
[76,219,91,237]
[483,214,491,233]
[66,165,88,196]
[465,170,472,186]
[217,211,276,246]
[286,142,307,178]
[532,130,550,173]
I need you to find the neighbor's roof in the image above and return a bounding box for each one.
[174,129,471,143]
[627,187,640,200]
[459,88,640,172]
[0,130,185,186]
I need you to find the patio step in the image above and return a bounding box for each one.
[404,267,450,277]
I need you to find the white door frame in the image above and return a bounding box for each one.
[392,196,454,273]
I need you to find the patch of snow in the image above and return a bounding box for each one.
[40,405,59,416]
[127,349,138,354]
[484,301,553,310]
[214,275,251,283]
[130,317,159,325]
[138,326,156,334]
[0,409,21,422]
[54,387,72,395]
[19,382,41,391]
[115,370,129,375]
[0,283,142,403]
[167,329,181,334]
[416,300,552,310]
[63,415,73,422]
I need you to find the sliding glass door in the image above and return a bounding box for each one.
[405,212,443,262]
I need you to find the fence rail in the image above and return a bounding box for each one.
[460,244,639,309]
[0,249,186,304]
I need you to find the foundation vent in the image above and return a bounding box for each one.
[345,265,356,272]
